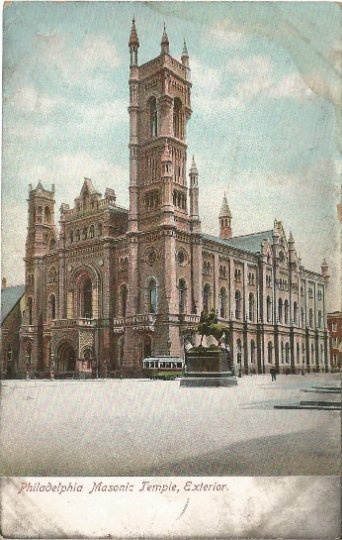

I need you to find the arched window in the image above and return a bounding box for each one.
[173,98,182,138]
[83,227,88,240]
[284,300,289,324]
[148,279,157,313]
[293,302,298,325]
[311,343,315,364]
[27,297,33,325]
[150,97,158,137]
[278,299,283,323]
[268,342,273,364]
[83,278,93,319]
[285,342,290,363]
[301,307,305,327]
[281,341,284,363]
[120,285,128,318]
[179,279,186,314]
[250,340,256,363]
[44,206,51,223]
[98,223,103,237]
[144,335,152,358]
[318,310,322,329]
[49,294,56,320]
[50,238,56,251]
[309,308,313,328]
[235,290,242,320]
[266,296,272,323]
[89,225,95,239]
[236,339,242,366]
[220,287,226,318]
[203,284,210,312]
[249,293,255,322]
[75,229,80,242]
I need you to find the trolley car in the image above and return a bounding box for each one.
[142,356,184,380]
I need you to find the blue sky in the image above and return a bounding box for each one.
[2,2,341,308]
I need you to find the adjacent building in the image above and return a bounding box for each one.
[327,312,342,371]
[13,22,331,378]
[1,280,25,378]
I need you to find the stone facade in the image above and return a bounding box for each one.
[327,312,342,371]
[17,23,331,378]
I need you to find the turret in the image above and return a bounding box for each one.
[161,141,173,213]
[219,193,232,239]
[181,40,189,67]
[26,181,57,259]
[189,156,199,222]
[160,23,169,55]
[321,258,329,283]
[129,17,139,66]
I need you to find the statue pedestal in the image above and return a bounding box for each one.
[180,348,237,387]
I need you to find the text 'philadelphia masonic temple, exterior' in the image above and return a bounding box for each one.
[18,22,330,377]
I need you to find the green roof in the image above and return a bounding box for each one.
[203,230,273,254]
[1,285,25,324]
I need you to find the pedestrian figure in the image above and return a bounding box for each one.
[270,367,277,382]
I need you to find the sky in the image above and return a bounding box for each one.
[2,2,341,309]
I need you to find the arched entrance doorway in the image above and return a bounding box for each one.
[56,343,76,375]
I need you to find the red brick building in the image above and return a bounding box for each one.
[16,23,331,378]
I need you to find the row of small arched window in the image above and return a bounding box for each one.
[148,97,183,139]
[236,340,324,365]
[69,223,102,243]
[32,205,52,224]
[173,190,186,210]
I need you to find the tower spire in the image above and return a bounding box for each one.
[161,23,169,54]
[189,156,200,226]
[181,39,189,67]
[219,192,232,239]
[129,17,139,66]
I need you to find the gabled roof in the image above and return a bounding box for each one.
[1,285,25,324]
[203,230,273,254]
[80,177,97,197]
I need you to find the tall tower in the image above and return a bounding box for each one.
[127,22,192,232]
[219,193,232,239]
[22,182,57,370]
[124,22,199,369]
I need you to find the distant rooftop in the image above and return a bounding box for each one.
[1,285,25,324]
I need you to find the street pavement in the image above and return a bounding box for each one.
[0,374,340,476]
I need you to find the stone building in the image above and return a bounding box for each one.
[327,312,342,371]
[17,22,331,378]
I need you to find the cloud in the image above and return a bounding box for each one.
[207,18,247,48]
[191,53,316,118]
[35,32,121,88]
[77,99,127,127]
[6,85,60,113]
